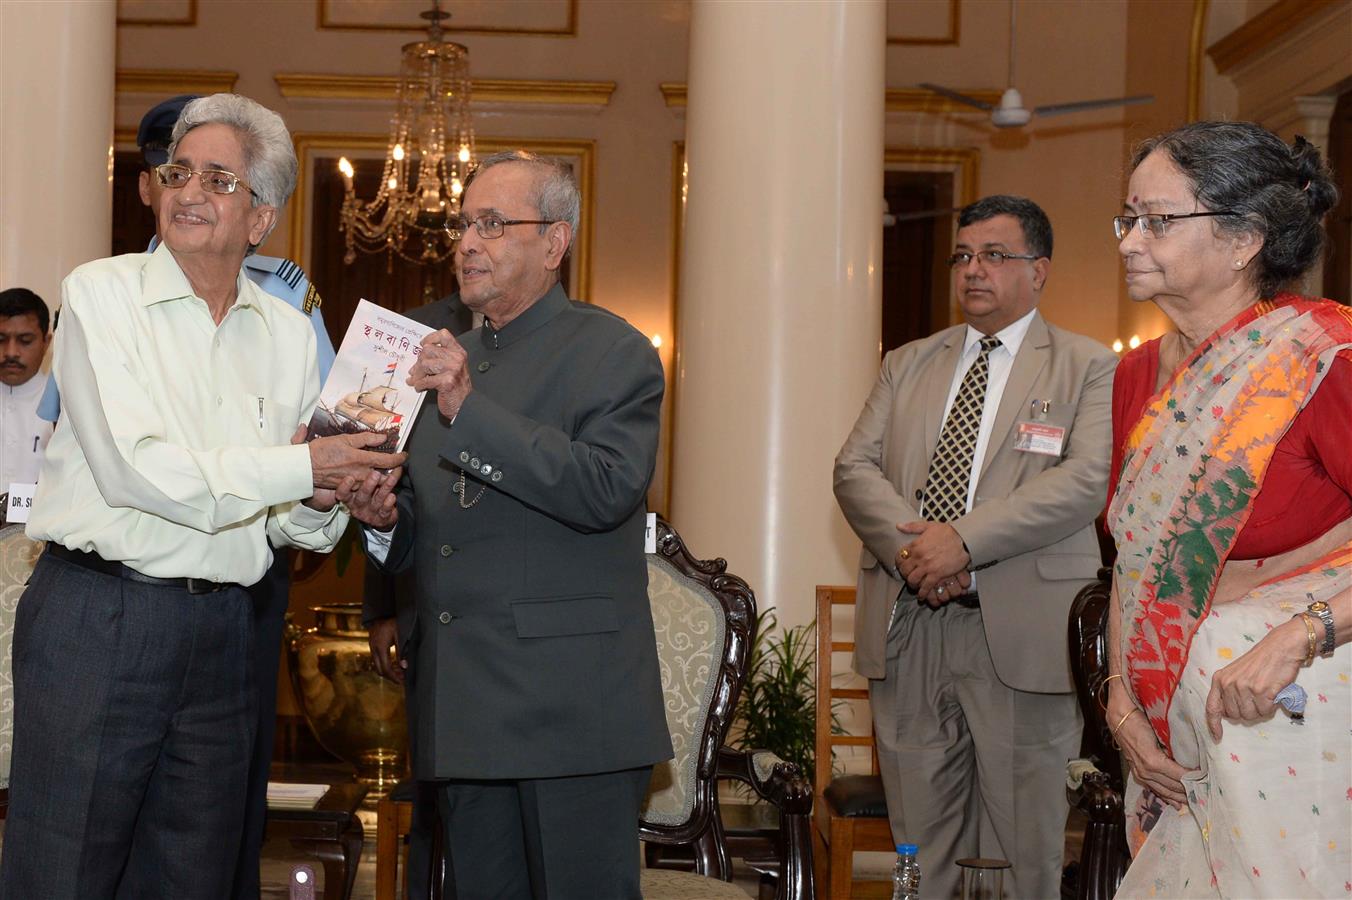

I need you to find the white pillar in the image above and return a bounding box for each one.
[0,0,116,309]
[670,0,885,625]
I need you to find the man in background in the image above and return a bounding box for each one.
[835,195,1115,899]
[0,287,54,513]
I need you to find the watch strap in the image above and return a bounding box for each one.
[1307,601,1335,656]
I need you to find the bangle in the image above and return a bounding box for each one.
[1096,673,1123,712]
[1296,613,1318,666]
[1110,707,1140,738]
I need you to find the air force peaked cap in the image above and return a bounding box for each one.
[137,94,201,166]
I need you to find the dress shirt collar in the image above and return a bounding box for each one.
[140,241,269,331]
[1,371,46,399]
[479,282,570,350]
[961,307,1038,359]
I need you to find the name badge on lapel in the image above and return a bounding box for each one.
[1013,399,1066,457]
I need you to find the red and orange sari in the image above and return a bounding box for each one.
[1109,298,1351,898]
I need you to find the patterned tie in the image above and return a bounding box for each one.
[921,336,1002,523]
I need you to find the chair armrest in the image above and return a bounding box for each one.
[1069,768,1130,900]
[716,747,811,815]
[717,747,815,900]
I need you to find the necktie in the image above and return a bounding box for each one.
[921,336,1001,523]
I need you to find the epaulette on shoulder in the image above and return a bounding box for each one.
[249,255,306,291]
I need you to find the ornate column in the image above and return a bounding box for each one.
[670,0,884,624]
[0,0,116,307]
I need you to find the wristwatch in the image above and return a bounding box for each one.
[1306,600,1335,656]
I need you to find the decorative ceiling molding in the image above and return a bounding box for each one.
[1206,0,1340,76]
[660,83,1001,115]
[274,74,615,108]
[116,68,238,95]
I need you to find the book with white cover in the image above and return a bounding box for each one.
[307,299,434,453]
[266,782,329,810]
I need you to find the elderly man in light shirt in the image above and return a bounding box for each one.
[0,94,401,899]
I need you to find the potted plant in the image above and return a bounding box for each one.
[731,609,838,784]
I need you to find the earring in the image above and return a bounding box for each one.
[1234,259,1244,269]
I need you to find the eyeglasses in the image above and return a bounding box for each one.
[156,163,257,199]
[444,214,559,241]
[946,250,1040,269]
[1112,211,1236,240]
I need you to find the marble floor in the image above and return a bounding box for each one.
[257,831,770,899]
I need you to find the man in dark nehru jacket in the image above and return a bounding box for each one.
[344,149,672,899]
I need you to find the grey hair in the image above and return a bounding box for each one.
[958,195,1054,260]
[1132,121,1339,299]
[170,93,298,241]
[466,150,580,253]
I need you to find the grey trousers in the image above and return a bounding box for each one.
[0,553,255,900]
[870,598,1080,900]
[436,766,652,900]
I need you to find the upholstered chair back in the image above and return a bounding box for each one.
[0,524,43,790]
[640,517,755,841]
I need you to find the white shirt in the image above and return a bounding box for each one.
[931,308,1038,516]
[28,243,347,585]
[1,372,53,489]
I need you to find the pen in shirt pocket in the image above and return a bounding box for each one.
[258,397,265,430]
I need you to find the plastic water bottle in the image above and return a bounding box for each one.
[892,843,920,900]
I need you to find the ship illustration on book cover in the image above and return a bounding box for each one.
[307,298,436,453]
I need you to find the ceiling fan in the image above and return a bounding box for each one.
[919,0,1152,129]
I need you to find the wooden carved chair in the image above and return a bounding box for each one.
[1067,568,1131,900]
[373,517,814,900]
[812,585,894,899]
[640,517,814,900]
[0,523,43,819]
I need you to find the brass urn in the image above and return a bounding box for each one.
[286,603,407,802]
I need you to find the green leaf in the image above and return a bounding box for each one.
[732,609,843,785]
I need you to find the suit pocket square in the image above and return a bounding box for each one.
[511,595,620,638]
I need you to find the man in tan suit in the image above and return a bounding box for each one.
[834,195,1116,899]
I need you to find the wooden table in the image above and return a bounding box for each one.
[268,781,368,900]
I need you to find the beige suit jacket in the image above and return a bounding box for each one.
[834,312,1117,693]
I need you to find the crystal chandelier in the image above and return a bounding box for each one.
[337,0,476,267]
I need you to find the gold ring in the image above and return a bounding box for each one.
[899,548,910,560]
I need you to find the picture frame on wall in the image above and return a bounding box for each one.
[317,0,577,36]
[116,0,197,27]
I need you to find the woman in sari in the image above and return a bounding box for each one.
[1105,120,1351,898]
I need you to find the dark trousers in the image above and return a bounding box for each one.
[437,766,651,900]
[231,550,291,899]
[0,553,255,899]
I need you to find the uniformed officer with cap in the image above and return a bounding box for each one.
[32,94,339,899]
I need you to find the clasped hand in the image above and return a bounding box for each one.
[293,424,406,513]
[894,520,972,606]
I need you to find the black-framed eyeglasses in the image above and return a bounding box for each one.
[1112,211,1237,240]
[946,250,1040,269]
[156,163,257,199]
[444,214,559,241]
